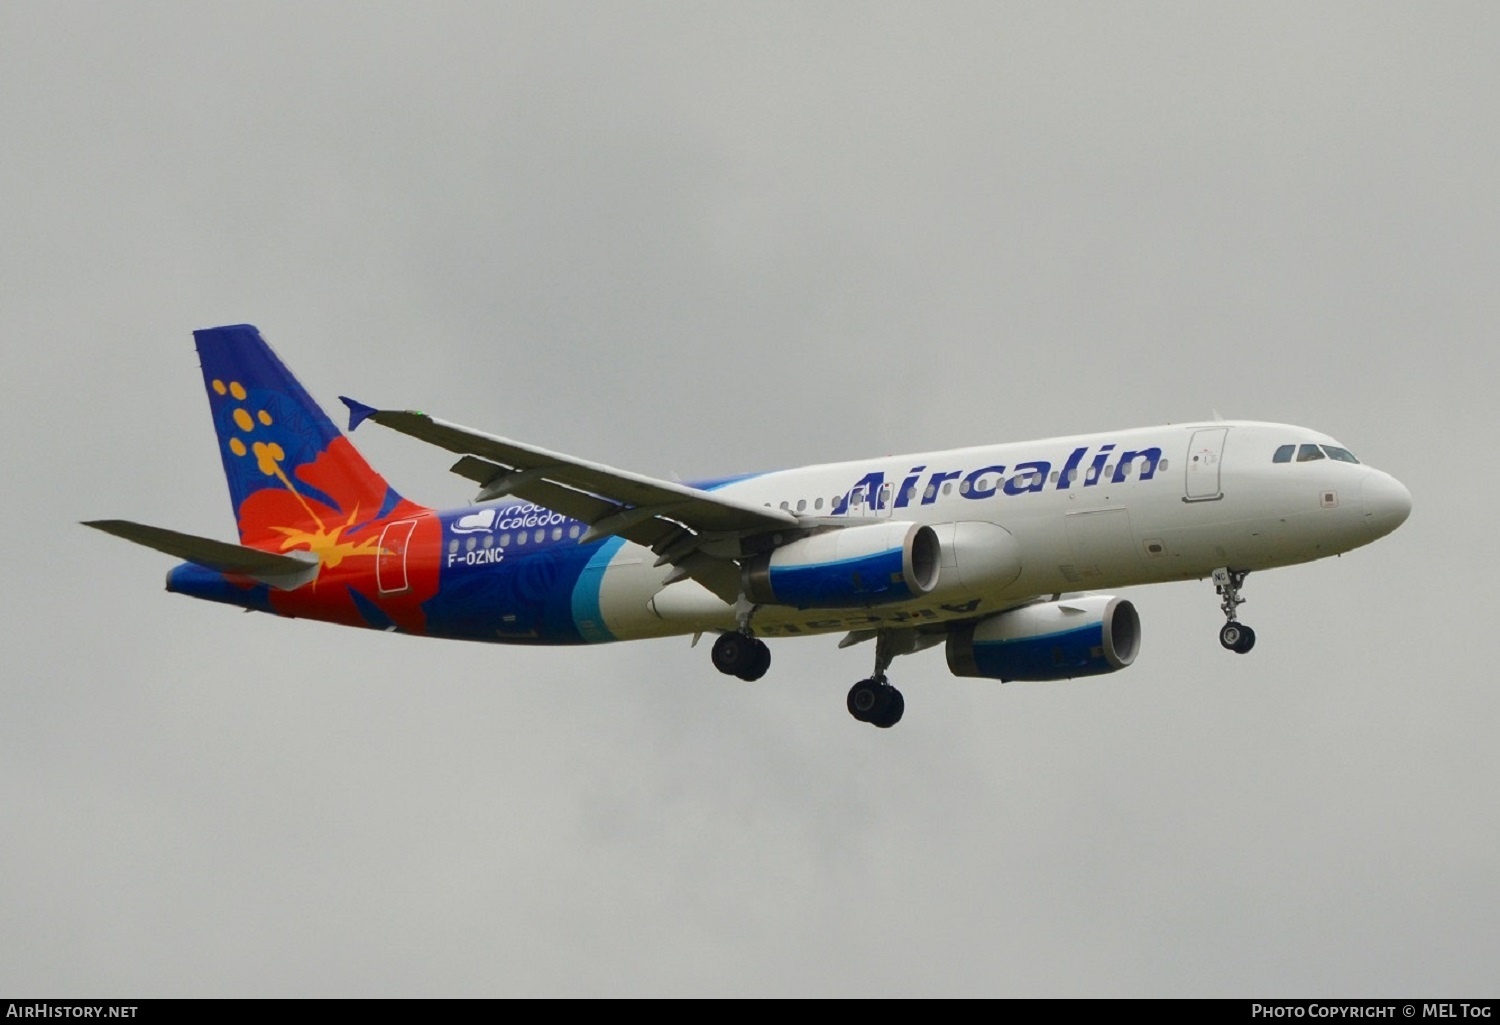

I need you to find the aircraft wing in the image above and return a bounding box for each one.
[341,399,799,600]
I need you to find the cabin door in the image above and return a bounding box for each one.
[1185,428,1228,502]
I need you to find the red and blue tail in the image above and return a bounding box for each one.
[194,324,423,547]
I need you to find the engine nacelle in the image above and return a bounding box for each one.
[927,520,1023,596]
[946,595,1141,681]
[743,521,940,609]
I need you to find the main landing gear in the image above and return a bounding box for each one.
[711,630,771,681]
[1212,567,1256,654]
[711,621,914,728]
[846,631,906,728]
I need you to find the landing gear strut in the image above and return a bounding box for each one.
[711,631,771,681]
[846,631,906,728]
[1212,568,1256,654]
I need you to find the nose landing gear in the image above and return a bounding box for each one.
[1213,568,1256,654]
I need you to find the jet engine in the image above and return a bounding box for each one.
[946,595,1140,681]
[743,521,940,609]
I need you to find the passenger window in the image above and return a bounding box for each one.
[814,497,824,510]
[923,485,936,501]
[1297,444,1325,462]
[1273,445,1295,463]
[796,499,806,512]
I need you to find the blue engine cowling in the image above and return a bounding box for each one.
[946,596,1141,681]
[743,521,940,609]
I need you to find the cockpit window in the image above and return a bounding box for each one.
[1276,442,1362,465]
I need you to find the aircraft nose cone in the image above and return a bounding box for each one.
[1361,472,1412,539]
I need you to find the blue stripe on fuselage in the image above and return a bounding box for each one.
[570,536,626,643]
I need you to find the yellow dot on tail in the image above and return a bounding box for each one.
[252,440,285,476]
[213,380,227,395]
[233,409,254,432]
[258,410,272,426]
[229,438,246,456]
[230,382,247,400]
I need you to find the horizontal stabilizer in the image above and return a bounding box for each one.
[82,519,321,590]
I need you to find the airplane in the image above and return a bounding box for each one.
[85,324,1412,728]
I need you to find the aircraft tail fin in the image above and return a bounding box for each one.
[192,324,420,546]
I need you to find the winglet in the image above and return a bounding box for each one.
[339,396,379,432]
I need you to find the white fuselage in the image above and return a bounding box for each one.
[585,421,1411,640]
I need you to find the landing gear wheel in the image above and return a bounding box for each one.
[712,632,752,676]
[741,639,771,681]
[871,687,904,729]
[712,633,772,680]
[1219,622,1243,651]
[847,678,885,722]
[1219,621,1256,654]
[847,677,903,726]
[1232,624,1255,654]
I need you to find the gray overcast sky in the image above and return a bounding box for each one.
[3,2,1496,998]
